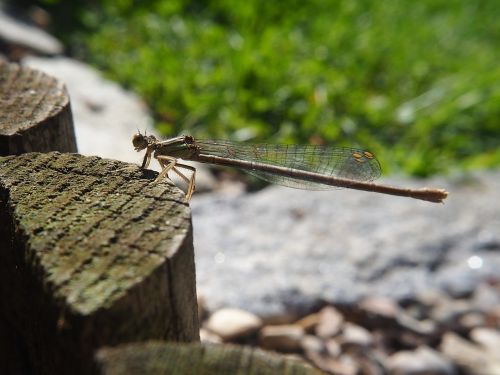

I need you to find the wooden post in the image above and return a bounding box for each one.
[0,152,198,375]
[0,61,199,374]
[0,59,77,155]
[0,60,316,375]
[96,342,323,375]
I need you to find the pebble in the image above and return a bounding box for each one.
[204,308,262,341]
[470,327,500,360]
[0,8,63,56]
[325,338,341,357]
[301,334,325,355]
[259,324,304,352]
[199,328,222,344]
[295,312,321,333]
[440,332,500,375]
[315,306,344,338]
[458,311,486,332]
[386,346,456,375]
[340,323,374,349]
[359,296,400,319]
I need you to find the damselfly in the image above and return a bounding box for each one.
[132,132,448,203]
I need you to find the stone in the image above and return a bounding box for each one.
[301,334,325,355]
[199,328,222,344]
[295,312,321,333]
[316,306,344,338]
[458,312,486,332]
[470,327,500,360]
[340,323,374,349]
[486,305,500,326]
[324,338,341,357]
[440,332,500,375]
[472,283,500,311]
[259,324,304,352]
[204,308,262,341]
[430,299,473,328]
[386,346,456,375]
[359,297,400,319]
[330,354,359,375]
[0,8,63,56]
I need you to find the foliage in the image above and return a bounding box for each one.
[21,0,500,175]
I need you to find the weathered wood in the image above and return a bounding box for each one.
[0,152,198,375]
[0,59,77,155]
[96,341,323,375]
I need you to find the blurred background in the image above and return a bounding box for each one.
[6,0,500,176]
[2,1,499,373]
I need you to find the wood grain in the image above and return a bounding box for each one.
[96,341,323,375]
[0,152,198,375]
[0,59,77,155]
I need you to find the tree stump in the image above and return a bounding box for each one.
[0,152,198,375]
[96,342,323,375]
[0,59,77,155]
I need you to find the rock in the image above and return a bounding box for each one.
[397,314,438,337]
[472,282,500,311]
[386,346,456,375]
[360,296,400,320]
[315,306,344,338]
[324,338,341,357]
[204,308,262,341]
[0,7,63,56]
[199,328,222,344]
[470,327,500,360]
[301,334,325,356]
[295,312,321,333]
[430,299,473,329]
[440,332,500,375]
[458,312,486,332]
[340,323,374,349]
[486,305,500,326]
[259,324,304,352]
[329,354,359,375]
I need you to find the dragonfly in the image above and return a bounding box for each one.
[132,132,448,203]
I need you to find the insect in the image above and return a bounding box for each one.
[132,132,448,203]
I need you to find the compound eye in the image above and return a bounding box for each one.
[132,133,147,150]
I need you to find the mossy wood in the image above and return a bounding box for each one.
[0,152,199,375]
[96,341,323,375]
[0,59,77,155]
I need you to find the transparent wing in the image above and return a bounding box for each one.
[196,140,381,190]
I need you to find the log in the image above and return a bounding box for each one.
[0,152,198,375]
[0,59,77,155]
[96,341,323,375]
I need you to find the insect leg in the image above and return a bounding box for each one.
[173,163,196,201]
[155,155,177,183]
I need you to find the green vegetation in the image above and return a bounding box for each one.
[24,1,500,175]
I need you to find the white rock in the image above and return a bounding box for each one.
[470,327,500,360]
[441,332,500,375]
[0,9,63,55]
[199,328,222,344]
[340,323,373,348]
[316,306,344,338]
[204,308,262,341]
[387,346,456,375]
